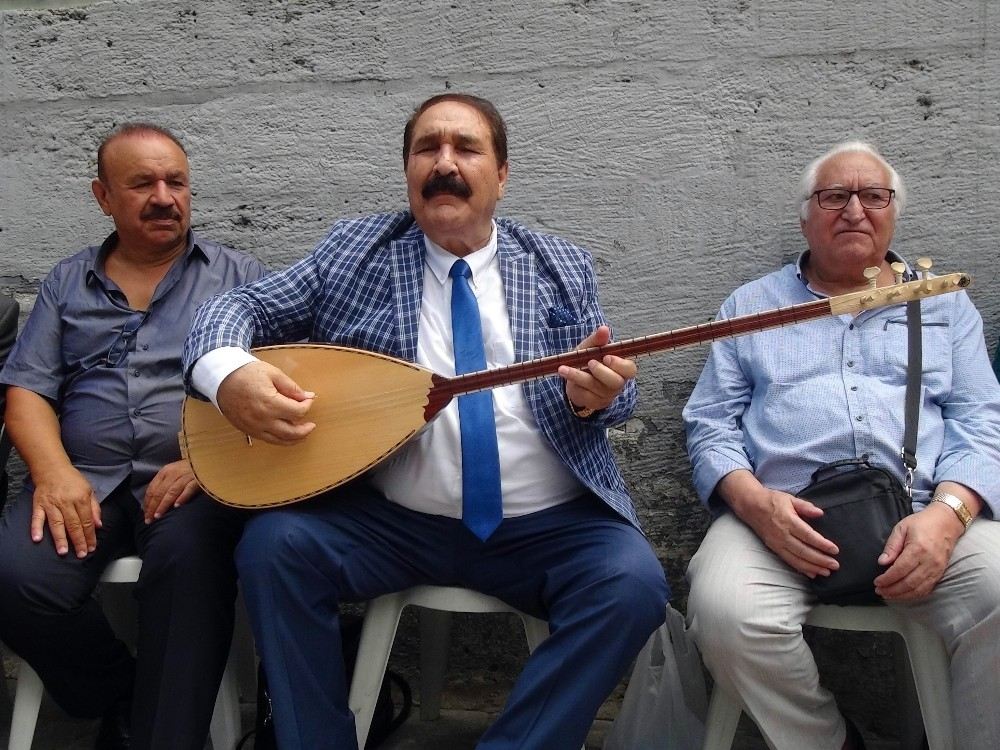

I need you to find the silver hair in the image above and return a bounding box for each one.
[798,140,906,219]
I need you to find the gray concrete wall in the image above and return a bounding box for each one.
[2,0,998,739]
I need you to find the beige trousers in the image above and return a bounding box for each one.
[687,512,1000,750]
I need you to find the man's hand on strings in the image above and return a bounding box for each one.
[558,325,636,414]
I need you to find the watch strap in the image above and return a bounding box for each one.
[932,491,974,530]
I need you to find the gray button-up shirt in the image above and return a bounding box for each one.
[1,231,267,504]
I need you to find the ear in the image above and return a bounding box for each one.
[497,161,509,199]
[92,179,113,216]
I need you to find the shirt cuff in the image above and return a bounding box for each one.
[692,448,754,505]
[934,453,1000,520]
[191,347,259,410]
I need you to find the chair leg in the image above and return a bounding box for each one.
[8,660,44,750]
[231,591,257,704]
[519,615,550,653]
[209,643,242,750]
[349,594,406,749]
[418,608,452,721]
[701,684,741,750]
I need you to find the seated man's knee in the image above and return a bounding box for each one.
[600,539,670,633]
[143,507,242,578]
[0,543,88,619]
[235,510,326,582]
[686,567,754,654]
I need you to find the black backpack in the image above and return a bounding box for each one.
[236,613,411,749]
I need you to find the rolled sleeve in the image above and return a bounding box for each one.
[690,446,754,504]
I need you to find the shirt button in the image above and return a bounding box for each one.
[849,324,855,330]
[132,369,140,377]
[846,360,855,367]
[856,415,863,421]
[133,409,142,417]
[141,344,149,351]
[851,386,858,392]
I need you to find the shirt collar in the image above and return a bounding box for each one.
[794,248,913,295]
[87,230,207,286]
[423,221,499,288]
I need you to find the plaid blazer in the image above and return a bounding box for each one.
[184,212,641,528]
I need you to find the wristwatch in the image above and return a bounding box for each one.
[932,491,974,530]
[564,391,595,419]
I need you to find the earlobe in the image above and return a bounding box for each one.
[91,179,112,216]
[497,162,509,198]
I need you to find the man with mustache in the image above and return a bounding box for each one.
[0,123,266,749]
[683,141,1000,749]
[183,93,669,750]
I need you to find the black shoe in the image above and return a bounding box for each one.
[94,698,132,750]
[844,716,867,750]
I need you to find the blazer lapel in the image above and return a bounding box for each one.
[387,225,425,362]
[498,228,535,363]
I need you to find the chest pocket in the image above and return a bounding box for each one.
[541,321,594,356]
[870,317,950,379]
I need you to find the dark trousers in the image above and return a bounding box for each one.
[0,483,245,750]
[236,484,670,750]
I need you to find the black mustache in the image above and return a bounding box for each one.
[142,208,179,221]
[422,173,471,199]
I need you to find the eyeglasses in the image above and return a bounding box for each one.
[105,311,149,368]
[812,187,895,210]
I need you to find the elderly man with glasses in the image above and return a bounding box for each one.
[0,123,266,749]
[682,141,1000,750]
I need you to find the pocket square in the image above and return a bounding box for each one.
[547,306,579,327]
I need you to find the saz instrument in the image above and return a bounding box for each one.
[180,266,970,509]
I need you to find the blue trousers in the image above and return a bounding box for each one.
[236,484,669,750]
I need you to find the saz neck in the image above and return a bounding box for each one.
[428,271,971,404]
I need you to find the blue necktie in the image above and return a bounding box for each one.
[449,259,503,541]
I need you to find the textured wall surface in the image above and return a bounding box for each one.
[2,0,997,738]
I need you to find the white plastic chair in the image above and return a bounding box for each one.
[347,585,554,748]
[6,555,241,750]
[701,603,953,750]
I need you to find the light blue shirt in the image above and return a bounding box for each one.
[683,252,1000,519]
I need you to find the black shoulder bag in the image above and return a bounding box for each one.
[797,298,920,605]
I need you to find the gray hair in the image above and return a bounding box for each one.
[798,140,906,219]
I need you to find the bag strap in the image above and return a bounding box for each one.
[902,298,922,495]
